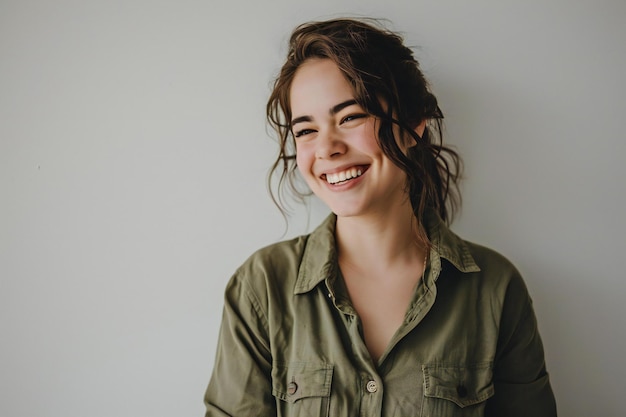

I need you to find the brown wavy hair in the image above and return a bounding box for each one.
[267,18,462,242]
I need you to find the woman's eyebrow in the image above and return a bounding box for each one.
[291,115,312,126]
[291,99,359,127]
[330,99,358,115]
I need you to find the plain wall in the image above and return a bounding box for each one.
[1,0,625,416]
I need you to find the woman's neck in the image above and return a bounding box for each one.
[335,200,427,272]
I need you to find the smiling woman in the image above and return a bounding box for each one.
[203,18,557,417]
[290,59,411,220]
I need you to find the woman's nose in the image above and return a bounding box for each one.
[315,129,347,159]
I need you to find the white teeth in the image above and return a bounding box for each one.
[325,167,364,184]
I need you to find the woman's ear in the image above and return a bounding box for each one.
[404,119,427,149]
[415,119,427,139]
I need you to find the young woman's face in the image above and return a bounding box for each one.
[289,58,410,218]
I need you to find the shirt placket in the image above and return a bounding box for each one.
[326,277,385,416]
[326,258,442,417]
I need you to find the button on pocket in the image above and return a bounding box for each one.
[421,363,494,416]
[287,380,298,396]
[272,362,334,416]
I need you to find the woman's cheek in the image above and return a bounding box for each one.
[295,145,313,174]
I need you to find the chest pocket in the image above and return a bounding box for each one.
[272,362,333,417]
[421,363,494,417]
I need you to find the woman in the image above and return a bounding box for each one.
[204,18,557,416]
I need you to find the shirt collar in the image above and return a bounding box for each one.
[294,210,480,295]
[423,209,481,275]
[294,213,338,295]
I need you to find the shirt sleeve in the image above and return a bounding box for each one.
[485,273,557,416]
[204,273,276,416]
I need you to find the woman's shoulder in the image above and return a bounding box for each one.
[236,214,336,277]
[459,239,533,304]
[429,215,521,284]
[232,234,310,286]
[222,218,337,319]
[463,240,520,276]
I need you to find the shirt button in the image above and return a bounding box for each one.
[366,380,378,393]
[287,381,298,395]
[456,384,468,398]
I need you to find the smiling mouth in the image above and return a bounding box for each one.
[323,166,367,185]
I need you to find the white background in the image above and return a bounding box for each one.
[2,0,625,416]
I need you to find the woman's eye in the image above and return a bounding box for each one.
[294,129,315,138]
[341,114,367,124]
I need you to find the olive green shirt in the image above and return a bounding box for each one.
[204,212,557,416]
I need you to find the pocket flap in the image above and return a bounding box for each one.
[422,363,494,408]
[272,362,333,403]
